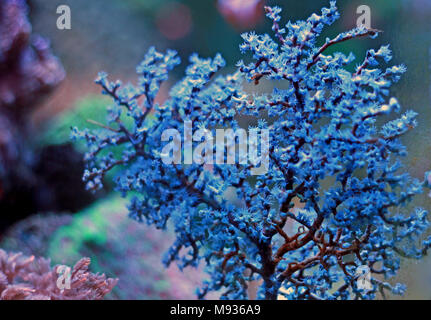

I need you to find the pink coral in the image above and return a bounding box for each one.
[0,249,117,300]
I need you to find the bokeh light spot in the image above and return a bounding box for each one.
[156,2,193,40]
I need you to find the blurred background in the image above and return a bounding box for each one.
[0,0,431,299]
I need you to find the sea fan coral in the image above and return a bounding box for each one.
[77,1,431,299]
[0,249,117,300]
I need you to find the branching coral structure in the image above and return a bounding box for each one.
[76,1,431,299]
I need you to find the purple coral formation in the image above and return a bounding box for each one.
[0,0,64,197]
[0,1,95,229]
[0,249,117,300]
[0,0,65,114]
